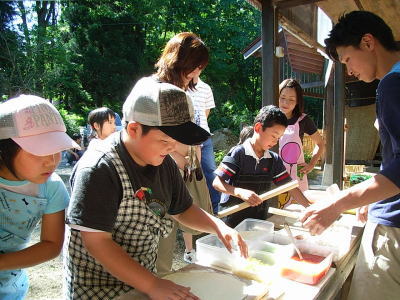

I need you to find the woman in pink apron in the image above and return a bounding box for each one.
[278,79,325,207]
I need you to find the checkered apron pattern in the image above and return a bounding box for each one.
[64,144,174,299]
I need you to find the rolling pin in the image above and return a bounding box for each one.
[217,180,299,218]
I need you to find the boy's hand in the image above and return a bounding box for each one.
[147,278,200,300]
[236,188,263,206]
[356,205,368,223]
[215,221,249,258]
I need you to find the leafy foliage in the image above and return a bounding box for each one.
[58,108,85,137]
[0,0,324,139]
[0,0,263,134]
[214,149,228,166]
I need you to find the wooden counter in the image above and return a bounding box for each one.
[117,214,363,300]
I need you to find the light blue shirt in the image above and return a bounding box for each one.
[0,173,69,296]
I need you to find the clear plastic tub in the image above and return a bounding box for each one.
[280,244,333,285]
[277,224,351,262]
[232,249,279,283]
[252,240,294,258]
[234,218,274,243]
[196,234,235,270]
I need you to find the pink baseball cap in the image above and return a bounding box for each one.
[0,95,80,156]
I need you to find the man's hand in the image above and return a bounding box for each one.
[236,188,262,206]
[356,205,368,223]
[300,200,341,235]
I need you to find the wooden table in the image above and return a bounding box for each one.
[117,214,363,300]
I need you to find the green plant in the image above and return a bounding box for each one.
[214,149,228,166]
[350,174,372,185]
[303,150,318,180]
[58,108,85,137]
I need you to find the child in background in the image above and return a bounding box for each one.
[65,133,85,166]
[238,125,254,145]
[213,105,311,227]
[0,95,80,300]
[114,112,123,131]
[87,107,116,150]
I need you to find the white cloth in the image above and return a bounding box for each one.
[187,78,215,133]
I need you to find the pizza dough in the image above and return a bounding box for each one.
[163,270,247,300]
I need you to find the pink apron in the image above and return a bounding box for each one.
[279,114,308,206]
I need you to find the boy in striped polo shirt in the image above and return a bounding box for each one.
[213,105,311,227]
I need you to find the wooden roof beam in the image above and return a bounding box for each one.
[292,66,323,74]
[287,49,325,62]
[286,41,318,52]
[289,57,323,69]
[279,14,326,54]
[289,56,324,68]
[275,0,326,9]
[290,59,324,71]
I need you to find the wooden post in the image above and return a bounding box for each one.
[332,62,345,188]
[261,0,279,106]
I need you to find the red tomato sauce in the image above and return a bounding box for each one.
[281,253,330,285]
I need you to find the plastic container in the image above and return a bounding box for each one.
[252,240,294,258]
[279,222,353,262]
[280,246,333,285]
[232,250,278,282]
[196,234,235,270]
[234,218,274,243]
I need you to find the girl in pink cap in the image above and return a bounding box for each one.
[0,94,80,300]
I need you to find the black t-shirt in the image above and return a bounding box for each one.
[66,132,192,232]
[287,114,318,141]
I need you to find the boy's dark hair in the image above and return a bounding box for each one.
[124,122,156,137]
[88,107,115,134]
[72,133,81,141]
[279,78,304,119]
[0,138,21,178]
[253,105,288,130]
[325,11,398,61]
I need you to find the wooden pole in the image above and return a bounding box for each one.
[217,180,299,218]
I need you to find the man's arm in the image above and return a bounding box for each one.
[301,174,400,235]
